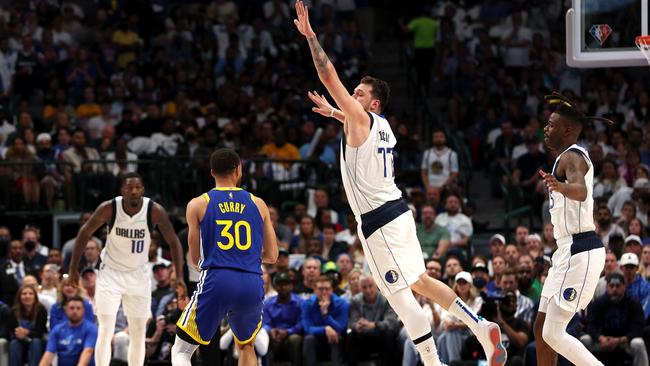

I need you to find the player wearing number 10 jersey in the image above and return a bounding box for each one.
[172,148,278,366]
[69,172,185,366]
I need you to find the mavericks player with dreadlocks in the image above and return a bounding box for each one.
[535,93,609,366]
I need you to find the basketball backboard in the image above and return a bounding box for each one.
[566,0,649,67]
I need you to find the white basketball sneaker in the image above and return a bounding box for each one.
[476,320,507,366]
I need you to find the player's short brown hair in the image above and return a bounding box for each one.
[360,75,390,112]
[210,148,241,176]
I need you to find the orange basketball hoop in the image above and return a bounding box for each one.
[636,35,650,66]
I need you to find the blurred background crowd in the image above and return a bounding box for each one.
[0,0,649,365]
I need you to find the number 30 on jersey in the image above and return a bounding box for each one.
[216,220,252,250]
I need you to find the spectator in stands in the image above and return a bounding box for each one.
[619,253,650,320]
[341,268,362,302]
[61,212,96,273]
[401,5,438,93]
[609,178,650,218]
[38,295,97,366]
[470,262,490,293]
[290,216,321,254]
[301,275,348,366]
[596,205,625,245]
[309,189,339,224]
[38,264,59,304]
[513,226,528,249]
[581,273,648,366]
[145,297,183,364]
[269,205,293,249]
[321,224,347,262]
[347,275,399,366]
[0,226,11,258]
[595,251,620,298]
[335,215,358,246]
[618,202,638,235]
[151,263,173,315]
[642,245,650,280]
[0,299,10,359]
[420,130,459,190]
[499,267,534,325]
[294,257,321,300]
[50,277,95,332]
[465,290,530,366]
[61,128,105,175]
[0,240,26,305]
[504,243,520,268]
[434,194,473,256]
[624,235,643,259]
[9,285,47,366]
[4,135,40,208]
[593,159,627,199]
[541,223,557,255]
[437,271,483,364]
[516,263,540,303]
[77,239,101,273]
[487,234,506,274]
[523,233,542,259]
[512,138,546,205]
[80,268,96,307]
[104,137,137,177]
[443,256,463,286]
[425,258,443,280]
[416,204,451,259]
[263,272,303,365]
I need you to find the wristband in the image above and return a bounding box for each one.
[329,108,336,118]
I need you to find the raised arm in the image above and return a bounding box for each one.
[69,201,112,284]
[294,1,369,145]
[152,203,185,287]
[254,196,279,264]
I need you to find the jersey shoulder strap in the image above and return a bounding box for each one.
[108,198,117,232]
[146,198,155,233]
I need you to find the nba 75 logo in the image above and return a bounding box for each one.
[589,24,612,46]
[384,270,399,284]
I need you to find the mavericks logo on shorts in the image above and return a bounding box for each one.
[563,287,577,302]
[385,270,399,284]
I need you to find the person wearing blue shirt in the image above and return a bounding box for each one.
[301,275,349,366]
[39,295,97,366]
[263,271,303,365]
[49,277,95,331]
[620,253,650,320]
[300,139,337,165]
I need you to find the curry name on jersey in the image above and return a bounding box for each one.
[199,188,264,274]
[103,196,153,271]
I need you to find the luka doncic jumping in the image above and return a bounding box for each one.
[172,148,279,366]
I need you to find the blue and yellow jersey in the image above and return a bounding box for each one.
[199,188,263,274]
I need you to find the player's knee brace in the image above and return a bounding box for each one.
[171,336,199,366]
[384,287,431,338]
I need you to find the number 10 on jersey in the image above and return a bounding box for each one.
[131,240,144,253]
[378,147,394,177]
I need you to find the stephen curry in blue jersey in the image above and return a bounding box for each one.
[172,148,279,366]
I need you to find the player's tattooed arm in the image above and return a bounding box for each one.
[557,151,589,201]
[307,36,330,74]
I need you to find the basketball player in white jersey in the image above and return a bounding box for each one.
[534,93,610,366]
[69,172,185,366]
[294,2,506,366]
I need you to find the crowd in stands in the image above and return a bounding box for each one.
[0,0,650,366]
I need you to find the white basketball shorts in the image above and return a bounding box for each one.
[95,264,152,318]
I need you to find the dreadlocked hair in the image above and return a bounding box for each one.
[544,91,614,127]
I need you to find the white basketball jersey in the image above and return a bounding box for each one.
[340,112,403,216]
[549,144,596,240]
[102,196,153,271]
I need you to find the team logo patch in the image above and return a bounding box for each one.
[563,287,577,302]
[385,270,399,284]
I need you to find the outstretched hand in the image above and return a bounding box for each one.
[307,90,335,117]
[539,170,560,193]
[293,0,316,38]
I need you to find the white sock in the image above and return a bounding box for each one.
[447,297,481,334]
[171,336,199,366]
[415,336,442,366]
[126,317,147,366]
[95,314,117,366]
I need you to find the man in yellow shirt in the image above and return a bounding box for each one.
[75,87,101,120]
[112,20,141,69]
[260,128,300,161]
[402,7,439,94]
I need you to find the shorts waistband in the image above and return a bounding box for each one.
[563,231,603,256]
[360,198,409,238]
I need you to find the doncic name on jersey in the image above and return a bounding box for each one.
[114,227,146,239]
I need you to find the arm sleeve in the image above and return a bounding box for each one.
[324,298,349,334]
[84,323,98,349]
[301,301,325,336]
[46,327,58,353]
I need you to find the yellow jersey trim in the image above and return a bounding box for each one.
[212,187,243,191]
[202,193,210,203]
[233,318,263,346]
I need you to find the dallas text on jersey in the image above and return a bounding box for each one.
[114,227,146,239]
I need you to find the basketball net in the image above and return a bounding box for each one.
[637,36,650,66]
